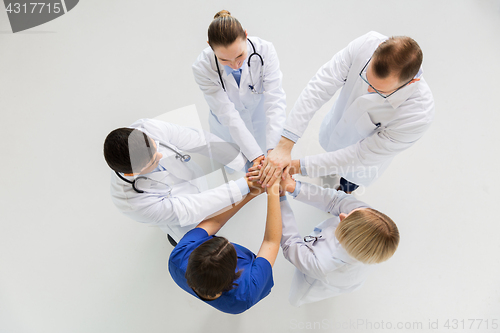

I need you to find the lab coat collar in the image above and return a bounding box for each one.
[385,67,424,109]
[332,237,359,265]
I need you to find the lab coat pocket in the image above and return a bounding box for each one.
[354,113,378,138]
[241,91,262,110]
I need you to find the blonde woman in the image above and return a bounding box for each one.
[279,174,399,306]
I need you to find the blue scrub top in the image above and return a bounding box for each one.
[168,228,274,314]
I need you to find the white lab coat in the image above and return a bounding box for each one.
[281,182,374,306]
[285,31,435,185]
[109,119,247,242]
[193,36,286,162]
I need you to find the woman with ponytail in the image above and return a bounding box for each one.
[193,10,286,170]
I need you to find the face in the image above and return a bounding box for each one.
[139,140,162,175]
[212,37,248,70]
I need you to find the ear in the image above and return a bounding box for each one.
[245,29,248,38]
[207,41,209,45]
[408,78,420,86]
[339,213,348,222]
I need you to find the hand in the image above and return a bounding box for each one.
[259,137,294,188]
[267,171,282,197]
[288,159,301,176]
[280,172,296,194]
[252,155,265,168]
[246,164,265,196]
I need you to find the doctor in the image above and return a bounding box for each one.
[278,174,399,306]
[192,10,286,168]
[260,31,435,192]
[103,118,251,244]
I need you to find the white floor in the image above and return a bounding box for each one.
[1,1,500,332]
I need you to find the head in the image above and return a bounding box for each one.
[336,208,399,264]
[185,236,242,298]
[208,10,248,70]
[103,128,162,175]
[366,36,423,95]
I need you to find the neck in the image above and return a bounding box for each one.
[193,289,222,301]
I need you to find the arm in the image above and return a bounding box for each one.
[261,42,286,152]
[256,177,282,267]
[258,40,355,187]
[294,181,369,216]
[130,119,208,152]
[126,178,247,228]
[192,52,263,162]
[135,118,247,172]
[301,107,434,182]
[196,178,263,235]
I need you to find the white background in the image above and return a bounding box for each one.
[1,1,499,332]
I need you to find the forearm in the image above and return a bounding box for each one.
[276,136,295,153]
[294,181,369,215]
[209,192,255,226]
[263,189,282,244]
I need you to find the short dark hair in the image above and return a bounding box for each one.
[103,128,155,174]
[185,237,242,298]
[372,36,423,83]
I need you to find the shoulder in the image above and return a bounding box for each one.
[399,78,435,125]
[169,228,211,264]
[193,46,215,71]
[129,118,189,141]
[247,36,277,55]
[346,31,387,58]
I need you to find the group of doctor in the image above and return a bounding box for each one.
[104,10,434,313]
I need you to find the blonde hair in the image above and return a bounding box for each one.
[208,10,246,48]
[335,208,399,264]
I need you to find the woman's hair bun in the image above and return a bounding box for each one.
[214,10,231,19]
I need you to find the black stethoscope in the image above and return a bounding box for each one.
[214,38,265,94]
[114,140,191,194]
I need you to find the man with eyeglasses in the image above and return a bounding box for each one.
[260,31,434,192]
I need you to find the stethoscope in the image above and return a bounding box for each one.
[157,141,191,162]
[115,139,191,194]
[214,38,265,94]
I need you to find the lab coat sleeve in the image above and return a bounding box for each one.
[131,118,207,151]
[283,41,354,139]
[138,179,244,228]
[132,118,246,170]
[302,92,435,182]
[280,200,330,281]
[262,42,286,151]
[294,182,369,216]
[192,54,264,162]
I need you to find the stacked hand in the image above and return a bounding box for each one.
[247,162,283,196]
[258,145,292,188]
[246,163,266,196]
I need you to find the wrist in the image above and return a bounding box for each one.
[286,179,296,193]
[289,159,301,175]
[278,136,295,151]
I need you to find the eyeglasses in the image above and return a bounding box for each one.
[359,57,413,99]
[304,235,323,244]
